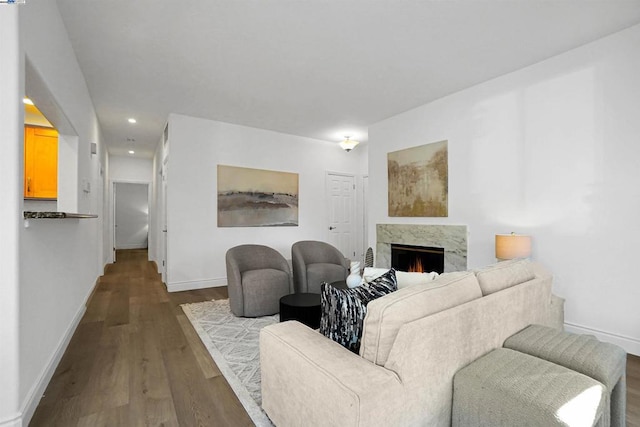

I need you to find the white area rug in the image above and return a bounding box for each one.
[181,299,277,427]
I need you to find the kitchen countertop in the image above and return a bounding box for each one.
[23,211,98,219]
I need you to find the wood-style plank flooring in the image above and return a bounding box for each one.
[629,352,640,426]
[30,249,640,426]
[30,249,253,427]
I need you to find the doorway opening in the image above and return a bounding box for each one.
[25,57,79,213]
[113,182,150,262]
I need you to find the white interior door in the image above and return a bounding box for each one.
[114,182,149,249]
[326,172,356,259]
[161,161,168,283]
[112,182,117,263]
[363,175,369,252]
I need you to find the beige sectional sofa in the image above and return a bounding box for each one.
[259,259,564,426]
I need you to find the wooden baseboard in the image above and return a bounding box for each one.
[166,278,226,292]
[84,277,101,308]
[565,322,640,356]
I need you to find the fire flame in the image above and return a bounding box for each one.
[408,258,426,273]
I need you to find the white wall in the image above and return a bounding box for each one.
[14,1,107,425]
[162,114,367,291]
[109,154,153,182]
[368,24,640,355]
[0,8,23,427]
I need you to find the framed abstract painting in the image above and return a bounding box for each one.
[387,140,448,217]
[217,165,299,227]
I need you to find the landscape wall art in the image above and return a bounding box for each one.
[387,140,448,217]
[217,165,299,227]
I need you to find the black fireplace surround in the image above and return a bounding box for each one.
[391,244,445,274]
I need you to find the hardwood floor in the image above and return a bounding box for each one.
[30,249,640,426]
[630,353,640,426]
[30,249,253,427]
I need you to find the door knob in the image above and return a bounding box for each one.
[329,226,336,230]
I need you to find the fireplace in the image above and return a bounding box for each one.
[377,224,467,272]
[391,244,445,274]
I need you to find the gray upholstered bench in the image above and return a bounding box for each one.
[453,348,607,426]
[504,324,627,427]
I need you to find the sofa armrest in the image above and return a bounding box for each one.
[383,276,556,426]
[260,321,404,427]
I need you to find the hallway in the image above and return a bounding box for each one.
[30,249,253,426]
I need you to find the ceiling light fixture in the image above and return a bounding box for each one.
[128,118,137,124]
[128,150,135,154]
[23,97,34,105]
[339,136,359,152]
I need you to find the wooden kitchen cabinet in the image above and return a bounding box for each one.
[24,125,58,199]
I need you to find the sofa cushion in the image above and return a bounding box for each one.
[319,269,397,353]
[360,271,483,366]
[474,259,535,296]
[396,271,439,289]
[363,267,439,290]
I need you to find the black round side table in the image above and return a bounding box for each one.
[328,280,349,290]
[279,293,321,329]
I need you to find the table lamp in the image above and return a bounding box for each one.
[495,233,531,261]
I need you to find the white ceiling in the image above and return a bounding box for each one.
[54,0,640,158]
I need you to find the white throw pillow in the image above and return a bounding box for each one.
[395,271,439,289]
[362,267,439,290]
[362,267,389,283]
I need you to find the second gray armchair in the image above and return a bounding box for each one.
[291,240,349,294]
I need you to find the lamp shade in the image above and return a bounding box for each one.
[495,234,531,260]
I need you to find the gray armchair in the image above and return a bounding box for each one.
[226,244,292,317]
[291,240,349,294]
